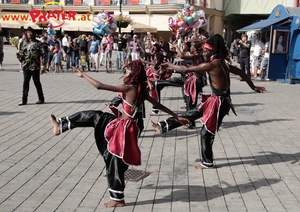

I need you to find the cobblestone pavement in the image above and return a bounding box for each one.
[1,45,300,212]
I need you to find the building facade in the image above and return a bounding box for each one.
[0,0,224,38]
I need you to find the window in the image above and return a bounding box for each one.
[2,0,29,4]
[65,0,90,5]
[34,0,60,5]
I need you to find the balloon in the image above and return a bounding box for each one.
[92,10,116,36]
[184,16,194,25]
[177,21,188,28]
[110,23,117,31]
[198,10,205,18]
[177,12,184,21]
[192,12,200,22]
[190,21,201,29]
[168,17,177,28]
[203,18,208,26]
[184,3,190,9]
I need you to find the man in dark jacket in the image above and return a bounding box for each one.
[17,27,47,105]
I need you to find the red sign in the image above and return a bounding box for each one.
[102,0,110,5]
[74,0,82,5]
[11,0,21,3]
[127,0,139,5]
[161,0,168,3]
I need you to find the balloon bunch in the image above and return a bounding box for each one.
[92,10,117,36]
[168,4,208,37]
[47,23,56,37]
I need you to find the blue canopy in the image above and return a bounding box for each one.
[237,16,290,32]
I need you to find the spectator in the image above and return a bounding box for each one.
[40,36,49,74]
[65,36,73,70]
[52,44,63,73]
[101,33,114,61]
[144,36,152,62]
[17,27,46,106]
[79,50,87,71]
[252,36,266,78]
[238,34,251,80]
[130,35,140,61]
[116,33,126,69]
[79,34,91,71]
[18,33,27,72]
[62,33,68,61]
[47,35,59,72]
[259,36,270,79]
[89,35,100,72]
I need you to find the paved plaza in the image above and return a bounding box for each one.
[1,45,300,212]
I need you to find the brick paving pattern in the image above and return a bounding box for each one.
[1,45,300,211]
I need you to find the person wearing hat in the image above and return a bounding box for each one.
[17,26,47,106]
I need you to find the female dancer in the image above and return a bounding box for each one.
[50,60,190,208]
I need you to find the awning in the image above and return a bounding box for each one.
[121,22,157,33]
[237,16,290,32]
[0,20,21,28]
[61,21,91,32]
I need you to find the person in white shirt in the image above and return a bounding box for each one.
[62,34,68,61]
[252,37,266,78]
[259,36,270,79]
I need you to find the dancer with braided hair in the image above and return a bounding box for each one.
[152,34,266,169]
[49,60,190,208]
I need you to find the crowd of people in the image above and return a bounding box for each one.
[229,33,270,80]
[15,26,266,208]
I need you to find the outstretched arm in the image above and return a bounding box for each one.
[146,95,191,125]
[138,56,155,66]
[229,65,266,93]
[73,67,131,93]
[161,61,210,75]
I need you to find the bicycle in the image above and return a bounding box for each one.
[105,50,113,73]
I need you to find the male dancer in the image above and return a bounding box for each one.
[153,34,266,169]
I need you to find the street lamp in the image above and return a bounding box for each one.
[118,0,122,34]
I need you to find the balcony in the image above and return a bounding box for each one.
[0,0,221,8]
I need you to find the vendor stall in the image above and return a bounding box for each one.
[237,4,300,84]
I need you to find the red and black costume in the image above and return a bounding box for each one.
[156,56,236,168]
[57,93,143,202]
[146,66,172,114]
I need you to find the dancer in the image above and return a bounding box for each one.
[172,42,207,111]
[139,44,172,114]
[50,60,190,207]
[152,34,266,169]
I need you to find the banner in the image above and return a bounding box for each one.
[127,0,139,5]
[74,0,82,5]
[102,0,110,5]
[11,0,21,3]
[161,0,167,3]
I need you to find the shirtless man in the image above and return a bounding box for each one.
[153,34,266,169]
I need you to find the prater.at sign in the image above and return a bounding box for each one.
[29,2,77,28]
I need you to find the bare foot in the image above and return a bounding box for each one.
[103,200,125,208]
[50,114,60,136]
[151,120,162,135]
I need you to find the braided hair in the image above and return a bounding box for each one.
[206,34,228,60]
[124,60,148,108]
